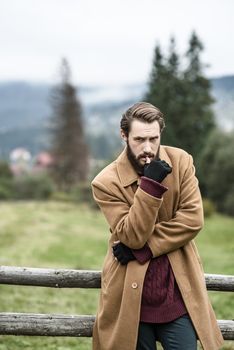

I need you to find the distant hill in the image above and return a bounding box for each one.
[212,76,234,91]
[0,76,233,159]
[211,76,234,131]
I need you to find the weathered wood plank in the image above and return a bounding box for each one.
[205,273,234,292]
[0,313,233,340]
[218,320,234,340]
[0,313,95,337]
[0,266,233,291]
[0,266,101,288]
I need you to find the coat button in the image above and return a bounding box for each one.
[131,282,138,289]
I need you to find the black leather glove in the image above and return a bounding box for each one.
[112,242,136,265]
[144,159,172,183]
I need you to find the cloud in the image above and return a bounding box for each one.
[0,0,233,84]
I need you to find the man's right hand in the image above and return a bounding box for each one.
[112,242,136,265]
[144,159,172,183]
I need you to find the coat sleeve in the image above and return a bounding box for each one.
[147,154,204,257]
[92,179,163,249]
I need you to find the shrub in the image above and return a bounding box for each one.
[50,183,99,209]
[71,183,91,202]
[50,191,72,202]
[0,161,13,178]
[0,184,13,200]
[223,189,234,217]
[198,129,234,215]
[70,182,98,208]
[13,175,55,200]
[0,178,14,200]
[202,198,216,218]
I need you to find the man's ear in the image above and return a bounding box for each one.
[120,129,127,142]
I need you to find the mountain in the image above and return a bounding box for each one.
[211,76,234,131]
[0,82,50,131]
[0,76,233,159]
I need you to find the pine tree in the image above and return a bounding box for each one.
[182,32,215,159]
[161,37,186,147]
[145,44,169,110]
[145,38,185,147]
[145,33,215,161]
[49,58,89,191]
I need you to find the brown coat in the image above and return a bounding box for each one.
[91,146,224,350]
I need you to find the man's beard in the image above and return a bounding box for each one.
[126,141,159,176]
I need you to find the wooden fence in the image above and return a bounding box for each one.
[0,266,233,340]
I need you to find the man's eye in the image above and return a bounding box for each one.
[135,138,143,142]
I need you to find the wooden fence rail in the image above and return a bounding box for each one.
[0,266,234,291]
[0,266,233,340]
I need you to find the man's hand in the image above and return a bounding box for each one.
[144,159,172,183]
[112,242,136,265]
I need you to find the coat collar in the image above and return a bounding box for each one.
[116,145,172,187]
[116,147,139,187]
[159,145,173,168]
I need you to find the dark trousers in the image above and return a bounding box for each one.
[136,315,197,350]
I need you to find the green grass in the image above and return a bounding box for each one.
[195,214,234,325]
[0,201,107,350]
[0,201,233,349]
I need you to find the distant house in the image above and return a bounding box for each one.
[10,147,32,176]
[33,152,54,174]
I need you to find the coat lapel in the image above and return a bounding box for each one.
[116,145,173,187]
[116,147,140,187]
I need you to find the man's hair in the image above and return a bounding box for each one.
[120,102,165,136]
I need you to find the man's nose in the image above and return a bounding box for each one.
[143,141,151,153]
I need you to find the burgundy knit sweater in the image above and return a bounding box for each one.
[132,176,187,323]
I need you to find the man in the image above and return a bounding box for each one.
[91,102,223,350]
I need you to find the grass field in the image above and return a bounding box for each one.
[0,201,233,349]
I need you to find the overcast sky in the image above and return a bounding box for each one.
[0,0,233,85]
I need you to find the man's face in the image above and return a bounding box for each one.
[121,119,161,171]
